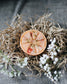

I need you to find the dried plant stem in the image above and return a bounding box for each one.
[58,57,67,70]
[9,64,16,72]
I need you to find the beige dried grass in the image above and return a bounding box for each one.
[0,14,67,73]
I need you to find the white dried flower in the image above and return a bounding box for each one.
[44,66,47,70]
[9,72,13,78]
[59,71,61,74]
[44,64,50,71]
[47,67,50,71]
[51,55,54,59]
[20,64,25,68]
[50,52,54,56]
[54,58,58,62]
[39,37,61,82]
[17,63,21,66]
[40,57,43,61]
[48,74,52,77]
[22,63,27,67]
[47,71,52,77]
[46,64,49,67]
[46,56,49,59]
[48,71,51,76]
[51,78,54,82]
[17,57,28,68]
[44,72,47,75]
[53,52,57,56]
[40,57,46,64]
[47,38,57,52]
[50,39,52,42]
[52,38,56,44]
[47,44,54,50]
[57,49,60,52]
[43,54,49,59]
[46,74,49,77]
[54,71,57,74]
[40,60,46,64]
[39,64,43,68]
[54,77,58,81]
[24,57,28,63]
[40,55,49,65]
[18,71,21,77]
[50,51,57,56]
[53,61,56,64]
[14,72,17,77]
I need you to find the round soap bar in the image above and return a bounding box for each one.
[20,30,47,56]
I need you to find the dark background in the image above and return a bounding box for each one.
[0,0,67,84]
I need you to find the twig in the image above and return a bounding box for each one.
[58,58,67,69]
[9,64,16,72]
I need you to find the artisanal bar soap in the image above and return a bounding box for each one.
[20,30,47,56]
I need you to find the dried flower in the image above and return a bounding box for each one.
[54,58,58,62]
[9,72,14,77]
[54,71,57,74]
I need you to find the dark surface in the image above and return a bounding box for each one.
[0,0,67,84]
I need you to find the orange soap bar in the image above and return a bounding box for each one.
[20,30,47,56]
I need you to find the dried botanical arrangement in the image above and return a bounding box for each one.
[0,14,67,84]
